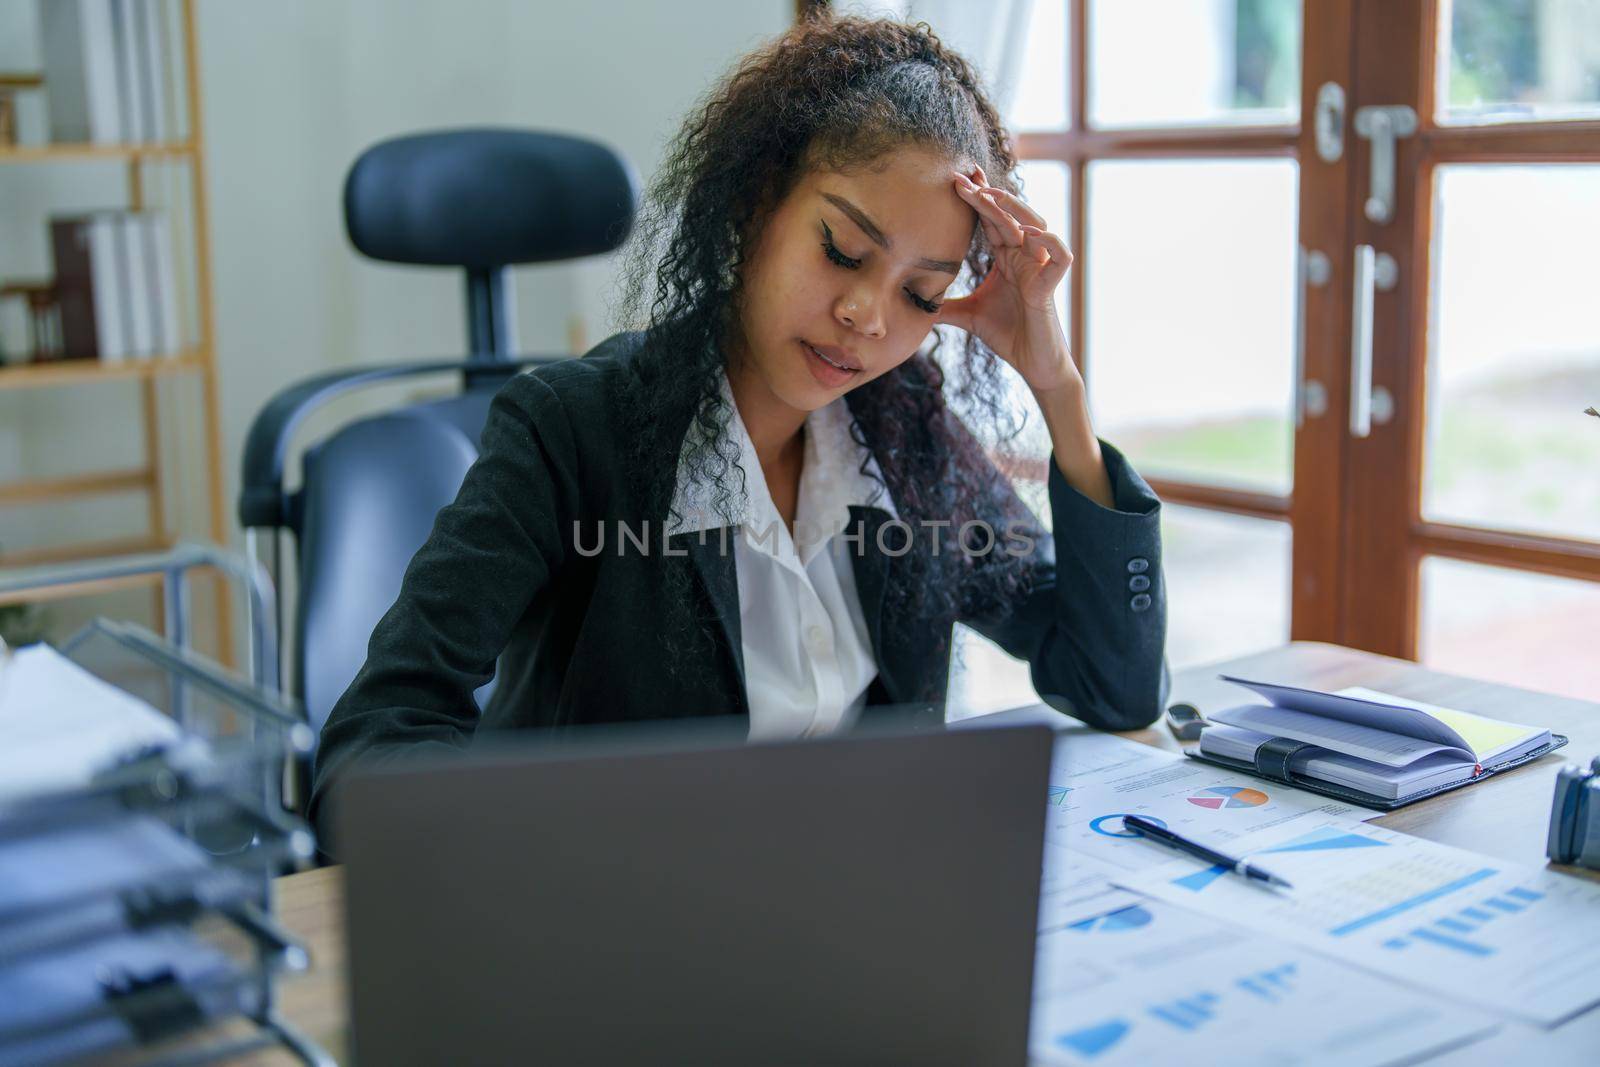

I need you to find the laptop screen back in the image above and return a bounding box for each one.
[337,724,1051,1066]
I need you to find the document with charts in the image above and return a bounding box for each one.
[1027,889,1495,1066]
[1119,816,1600,1024]
[1042,732,1381,877]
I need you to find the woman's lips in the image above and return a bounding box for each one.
[805,340,860,370]
[800,340,860,388]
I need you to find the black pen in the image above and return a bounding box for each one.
[1122,815,1294,890]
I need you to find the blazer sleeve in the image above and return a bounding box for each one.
[962,441,1169,731]
[307,371,580,834]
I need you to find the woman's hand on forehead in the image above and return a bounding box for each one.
[939,166,1079,396]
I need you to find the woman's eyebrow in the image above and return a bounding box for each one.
[821,192,962,274]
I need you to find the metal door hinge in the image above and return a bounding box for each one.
[1294,247,1332,427]
[1314,83,1346,163]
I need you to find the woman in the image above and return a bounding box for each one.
[310,15,1167,834]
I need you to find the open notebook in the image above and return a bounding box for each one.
[1190,677,1567,809]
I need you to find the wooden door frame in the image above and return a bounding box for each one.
[1292,0,1357,643]
[1341,0,1600,658]
[1015,1,1353,646]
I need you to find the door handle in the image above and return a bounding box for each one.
[1350,244,1397,438]
[1353,105,1417,225]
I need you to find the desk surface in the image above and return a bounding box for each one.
[246,642,1600,1065]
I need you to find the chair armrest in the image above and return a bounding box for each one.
[238,356,565,530]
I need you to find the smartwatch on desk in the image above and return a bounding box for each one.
[1164,702,1207,742]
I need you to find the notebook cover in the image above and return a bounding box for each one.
[1184,733,1569,812]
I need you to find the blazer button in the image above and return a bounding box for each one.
[1129,574,1151,593]
[1127,557,1150,574]
[1130,593,1152,612]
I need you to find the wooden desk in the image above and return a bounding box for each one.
[248,643,1600,1065]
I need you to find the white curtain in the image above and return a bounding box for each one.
[832,0,1039,120]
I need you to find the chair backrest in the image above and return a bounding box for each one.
[344,127,638,359]
[293,408,483,738]
[343,128,634,269]
[241,126,636,754]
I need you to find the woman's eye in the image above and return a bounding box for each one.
[821,238,860,270]
[821,220,940,314]
[820,223,861,270]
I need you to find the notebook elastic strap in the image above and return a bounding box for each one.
[1254,737,1312,784]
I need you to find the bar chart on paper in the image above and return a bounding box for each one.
[1124,818,1600,1023]
[1379,886,1547,958]
[1029,897,1491,1066]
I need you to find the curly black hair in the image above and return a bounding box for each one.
[613,13,1040,698]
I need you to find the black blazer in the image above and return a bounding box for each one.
[309,331,1169,833]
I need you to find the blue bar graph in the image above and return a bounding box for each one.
[1411,927,1496,957]
[1380,925,1499,957]
[1258,964,1296,991]
[1484,896,1524,913]
[1329,868,1498,937]
[1234,963,1298,1003]
[1507,886,1544,903]
[1435,917,1474,933]
[1148,992,1220,1032]
[1461,906,1494,922]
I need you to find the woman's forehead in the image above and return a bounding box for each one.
[803,152,974,258]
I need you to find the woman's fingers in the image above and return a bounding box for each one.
[1020,226,1073,287]
[982,187,1048,231]
[1020,225,1073,268]
[955,175,1025,246]
[1019,226,1049,266]
[977,190,1027,245]
[953,172,1001,249]
[957,168,1048,240]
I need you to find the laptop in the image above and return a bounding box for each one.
[335,721,1052,1066]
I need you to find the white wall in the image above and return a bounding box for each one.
[2,0,791,646]
[202,0,791,523]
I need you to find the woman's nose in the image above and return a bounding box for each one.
[835,292,886,339]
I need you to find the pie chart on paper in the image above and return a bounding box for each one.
[1187,785,1269,810]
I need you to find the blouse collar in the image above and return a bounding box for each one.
[667,373,897,565]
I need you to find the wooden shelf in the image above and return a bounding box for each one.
[0,533,171,569]
[0,352,205,391]
[1,1,234,662]
[0,467,153,507]
[0,141,196,164]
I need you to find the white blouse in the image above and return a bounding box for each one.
[667,375,897,740]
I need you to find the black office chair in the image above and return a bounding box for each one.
[238,129,638,791]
